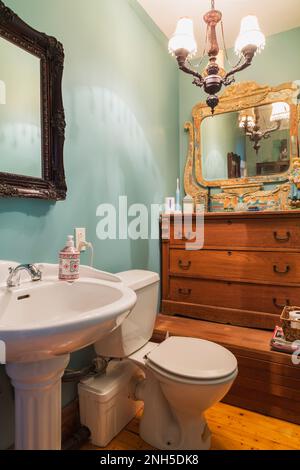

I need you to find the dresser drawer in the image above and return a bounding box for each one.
[169,277,300,315]
[170,217,300,250]
[170,249,300,284]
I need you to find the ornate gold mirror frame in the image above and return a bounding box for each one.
[184,81,300,211]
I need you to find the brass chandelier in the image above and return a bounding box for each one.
[168,0,266,114]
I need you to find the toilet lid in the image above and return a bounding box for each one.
[147,336,237,380]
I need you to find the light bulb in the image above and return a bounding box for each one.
[239,108,255,128]
[235,16,265,56]
[168,18,197,57]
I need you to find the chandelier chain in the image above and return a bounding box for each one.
[211,0,215,10]
[221,20,243,70]
[188,24,209,69]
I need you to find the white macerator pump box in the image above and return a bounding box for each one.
[78,360,143,447]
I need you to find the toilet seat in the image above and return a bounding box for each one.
[146,360,238,385]
[145,336,238,384]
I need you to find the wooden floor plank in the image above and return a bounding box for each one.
[80,402,300,451]
[206,404,300,450]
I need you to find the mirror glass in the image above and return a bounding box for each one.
[201,102,291,182]
[0,37,41,178]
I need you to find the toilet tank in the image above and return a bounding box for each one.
[94,270,160,358]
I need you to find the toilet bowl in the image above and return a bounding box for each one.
[94,270,238,450]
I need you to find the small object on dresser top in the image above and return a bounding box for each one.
[176,178,181,212]
[270,326,299,354]
[164,197,176,214]
[289,311,300,330]
[280,305,300,342]
[183,195,194,215]
[235,196,247,212]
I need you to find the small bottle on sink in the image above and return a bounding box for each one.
[59,235,80,282]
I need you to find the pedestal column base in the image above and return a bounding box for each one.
[6,354,70,450]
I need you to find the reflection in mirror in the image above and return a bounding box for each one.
[0,37,41,178]
[201,102,291,182]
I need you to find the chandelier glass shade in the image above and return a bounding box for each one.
[235,16,266,57]
[270,102,290,122]
[168,18,197,57]
[168,0,266,114]
[239,108,256,129]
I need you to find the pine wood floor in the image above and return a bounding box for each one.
[81,402,300,451]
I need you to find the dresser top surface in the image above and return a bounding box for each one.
[162,210,300,221]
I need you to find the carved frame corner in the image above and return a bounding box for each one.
[0,1,66,200]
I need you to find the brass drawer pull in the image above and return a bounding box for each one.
[178,288,192,296]
[176,232,193,240]
[273,265,290,274]
[273,298,291,309]
[178,260,191,270]
[274,231,291,242]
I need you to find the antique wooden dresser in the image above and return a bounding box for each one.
[161,211,300,331]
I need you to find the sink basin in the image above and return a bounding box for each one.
[0,261,137,449]
[0,276,136,363]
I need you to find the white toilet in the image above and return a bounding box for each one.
[93,270,238,450]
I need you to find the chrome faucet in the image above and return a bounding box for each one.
[7,264,42,288]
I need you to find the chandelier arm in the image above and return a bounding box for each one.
[177,59,204,83]
[262,121,281,139]
[263,133,272,140]
[224,44,258,80]
[224,56,252,80]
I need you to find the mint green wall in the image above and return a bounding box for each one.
[179,27,300,178]
[0,0,179,449]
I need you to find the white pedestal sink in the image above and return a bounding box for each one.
[0,262,136,450]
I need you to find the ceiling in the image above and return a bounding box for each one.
[138,0,300,53]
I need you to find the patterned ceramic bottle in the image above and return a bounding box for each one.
[59,235,80,281]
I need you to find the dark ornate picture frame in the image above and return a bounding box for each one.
[0,0,66,200]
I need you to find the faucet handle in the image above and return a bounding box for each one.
[28,264,43,282]
[36,266,43,281]
[7,267,21,288]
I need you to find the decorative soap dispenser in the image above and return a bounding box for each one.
[59,235,80,282]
